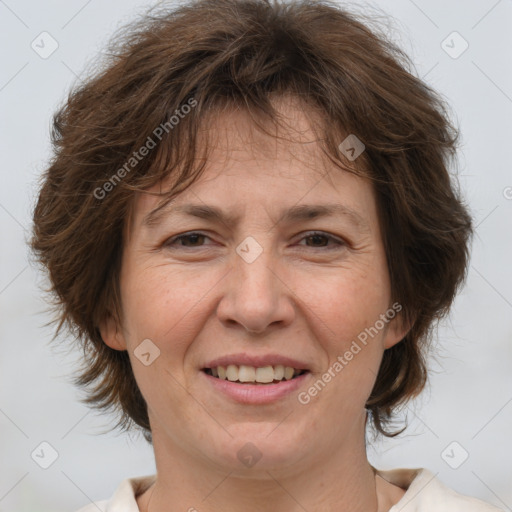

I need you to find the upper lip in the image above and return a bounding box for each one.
[203,353,310,371]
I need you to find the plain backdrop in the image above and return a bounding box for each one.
[0,0,511,511]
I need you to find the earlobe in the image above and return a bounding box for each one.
[99,315,127,351]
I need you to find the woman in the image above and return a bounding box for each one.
[30,0,504,510]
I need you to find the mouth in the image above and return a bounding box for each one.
[202,365,309,384]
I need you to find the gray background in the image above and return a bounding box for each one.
[0,0,511,510]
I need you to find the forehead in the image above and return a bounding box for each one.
[130,96,373,227]
[202,98,329,171]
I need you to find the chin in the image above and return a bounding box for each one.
[203,424,308,471]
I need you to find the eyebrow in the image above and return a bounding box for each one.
[143,201,369,231]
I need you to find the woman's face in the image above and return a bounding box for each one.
[101,100,405,472]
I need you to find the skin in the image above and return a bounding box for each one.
[101,97,409,512]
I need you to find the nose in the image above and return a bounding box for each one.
[216,245,295,335]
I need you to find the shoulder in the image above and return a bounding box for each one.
[73,475,156,512]
[376,467,505,512]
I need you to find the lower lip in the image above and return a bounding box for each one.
[201,371,310,404]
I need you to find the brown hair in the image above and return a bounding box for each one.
[31,0,472,440]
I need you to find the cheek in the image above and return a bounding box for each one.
[119,263,218,414]
[291,262,390,403]
[295,262,391,343]
[120,260,221,350]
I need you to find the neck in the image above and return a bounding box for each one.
[140,412,390,512]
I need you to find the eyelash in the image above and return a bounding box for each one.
[164,231,345,251]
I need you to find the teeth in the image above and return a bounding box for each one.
[255,366,274,383]
[226,364,238,382]
[208,364,303,384]
[284,366,294,380]
[274,365,284,380]
[238,365,256,382]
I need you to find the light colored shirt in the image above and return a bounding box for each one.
[76,467,505,511]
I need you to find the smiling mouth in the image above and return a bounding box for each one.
[202,364,308,384]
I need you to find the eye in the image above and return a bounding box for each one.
[163,230,345,250]
[296,231,345,250]
[164,232,214,248]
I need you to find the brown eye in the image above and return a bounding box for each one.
[164,232,212,248]
[305,234,329,247]
[298,232,345,250]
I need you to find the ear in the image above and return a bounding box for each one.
[99,314,127,351]
[382,305,412,350]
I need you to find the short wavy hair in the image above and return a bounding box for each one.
[31,0,472,440]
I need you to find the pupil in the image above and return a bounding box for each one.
[308,235,327,247]
[184,234,203,246]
